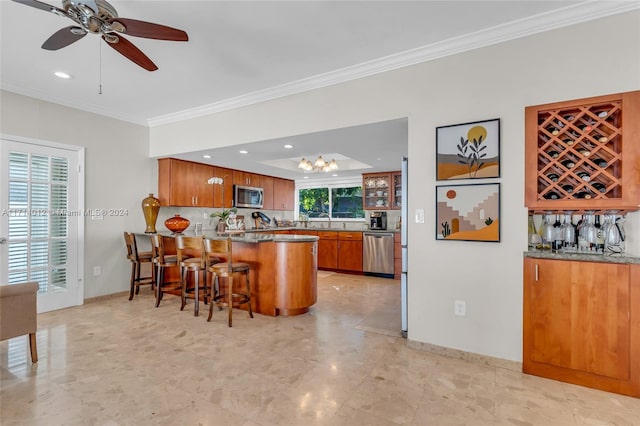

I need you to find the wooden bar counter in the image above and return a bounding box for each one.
[152,232,319,317]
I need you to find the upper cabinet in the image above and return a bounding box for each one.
[273,178,295,211]
[159,158,295,211]
[261,175,274,210]
[363,172,401,210]
[233,170,261,187]
[211,166,234,208]
[525,90,640,211]
[158,158,214,207]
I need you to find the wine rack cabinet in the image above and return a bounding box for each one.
[525,91,640,211]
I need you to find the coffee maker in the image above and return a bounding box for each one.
[370,211,387,230]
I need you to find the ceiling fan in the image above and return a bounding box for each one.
[12,0,188,71]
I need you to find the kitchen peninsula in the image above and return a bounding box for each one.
[159,232,319,317]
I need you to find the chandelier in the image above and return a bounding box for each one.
[298,155,339,173]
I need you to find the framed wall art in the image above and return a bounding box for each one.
[436,118,500,180]
[436,183,500,242]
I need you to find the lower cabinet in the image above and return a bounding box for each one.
[337,232,363,272]
[317,231,338,269]
[523,257,640,397]
[290,230,363,273]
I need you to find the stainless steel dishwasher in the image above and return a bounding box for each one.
[363,232,395,278]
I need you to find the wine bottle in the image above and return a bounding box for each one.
[562,184,574,194]
[578,149,591,157]
[546,173,559,182]
[575,191,592,199]
[592,133,608,143]
[563,138,574,146]
[591,182,607,193]
[594,215,605,251]
[544,191,560,200]
[576,172,591,182]
[591,158,607,168]
[561,159,575,168]
[547,150,560,159]
[553,215,563,251]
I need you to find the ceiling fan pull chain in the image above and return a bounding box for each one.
[98,38,102,95]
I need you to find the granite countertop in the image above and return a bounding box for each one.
[157,230,318,244]
[246,227,400,233]
[524,250,640,265]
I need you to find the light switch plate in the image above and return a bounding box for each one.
[415,209,424,223]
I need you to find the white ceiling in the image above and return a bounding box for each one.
[2,0,637,181]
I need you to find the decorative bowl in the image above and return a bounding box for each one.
[165,214,190,234]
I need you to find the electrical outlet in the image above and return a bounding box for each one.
[93,266,101,277]
[415,209,425,223]
[454,300,466,316]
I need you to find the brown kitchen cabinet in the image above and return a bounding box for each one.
[363,172,401,210]
[317,231,338,270]
[337,232,363,272]
[260,175,274,210]
[211,166,234,208]
[524,90,640,211]
[523,257,640,397]
[233,170,261,187]
[273,177,295,211]
[363,172,391,210]
[158,158,214,207]
[391,171,402,210]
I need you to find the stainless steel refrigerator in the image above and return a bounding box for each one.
[401,156,408,337]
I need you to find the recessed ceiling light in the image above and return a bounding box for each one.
[303,176,309,179]
[284,144,293,149]
[332,174,338,177]
[202,154,211,159]
[239,150,248,154]
[54,71,71,79]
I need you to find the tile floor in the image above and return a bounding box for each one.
[1,272,639,425]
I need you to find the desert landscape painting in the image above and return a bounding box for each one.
[436,183,500,242]
[436,118,500,180]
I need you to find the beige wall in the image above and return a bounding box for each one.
[1,90,154,298]
[149,12,640,362]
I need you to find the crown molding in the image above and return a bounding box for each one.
[147,1,640,128]
[1,83,148,126]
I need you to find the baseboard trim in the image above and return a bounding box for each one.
[84,291,129,304]
[407,339,522,372]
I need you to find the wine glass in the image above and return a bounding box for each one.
[605,211,624,254]
[580,212,597,251]
[561,211,575,248]
[540,212,555,251]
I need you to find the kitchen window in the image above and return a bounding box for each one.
[297,180,364,220]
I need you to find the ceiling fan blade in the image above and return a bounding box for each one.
[112,18,189,41]
[11,0,62,13]
[42,26,87,50]
[103,34,158,71]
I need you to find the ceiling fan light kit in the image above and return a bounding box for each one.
[13,0,189,71]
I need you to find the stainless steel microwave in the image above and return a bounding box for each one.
[233,185,264,208]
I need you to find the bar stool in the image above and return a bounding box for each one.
[175,235,209,317]
[123,232,155,300]
[204,237,253,327]
[150,234,181,308]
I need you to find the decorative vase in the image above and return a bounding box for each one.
[217,221,226,233]
[141,193,160,233]
[165,214,190,234]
